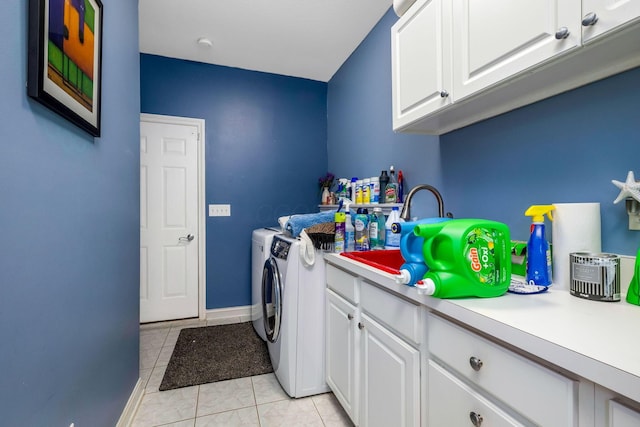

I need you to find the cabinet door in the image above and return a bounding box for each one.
[391,0,452,131]
[582,0,640,43]
[427,360,527,426]
[452,0,581,101]
[360,313,420,427]
[326,289,359,425]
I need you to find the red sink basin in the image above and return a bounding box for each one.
[341,250,404,274]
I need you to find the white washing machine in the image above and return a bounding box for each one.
[251,227,281,341]
[262,234,329,398]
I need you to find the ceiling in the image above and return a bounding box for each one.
[138,0,392,82]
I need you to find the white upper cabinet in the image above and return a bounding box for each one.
[392,0,640,134]
[582,0,640,43]
[452,0,581,101]
[391,0,452,130]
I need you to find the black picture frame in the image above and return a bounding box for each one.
[27,0,103,137]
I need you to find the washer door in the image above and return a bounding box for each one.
[262,256,283,343]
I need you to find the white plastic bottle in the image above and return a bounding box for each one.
[385,207,403,249]
[370,176,380,204]
[363,178,371,204]
[345,210,355,252]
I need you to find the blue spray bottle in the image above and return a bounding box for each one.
[524,205,555,287]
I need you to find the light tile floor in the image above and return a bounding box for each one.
[134,320,353,427]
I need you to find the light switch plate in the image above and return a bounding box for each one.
[209,204,231,217]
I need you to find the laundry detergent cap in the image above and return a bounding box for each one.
[525,205,555,223]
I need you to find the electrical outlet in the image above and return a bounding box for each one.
[629,214,640,231]
[209,204,231,217]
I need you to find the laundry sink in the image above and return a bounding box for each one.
[341,250,404,275]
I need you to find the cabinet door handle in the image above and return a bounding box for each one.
[358,322,365,330]
[582,12,598,26]
[469,356,483,371]
[347,313,354,320]
[555,27,570,40]
[440,90,449,98]
[469,411,483,426]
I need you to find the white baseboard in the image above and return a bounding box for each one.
[116,377,144,427]
[206,305,252,325]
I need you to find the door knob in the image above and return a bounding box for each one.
[555,27,570,39]
[469,411,483,426]
[179,234,195,242]
[469,356,483,371]
[582,12,598,26]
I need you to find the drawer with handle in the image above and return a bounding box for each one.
[427,313,577,426]
[428,360,529,426]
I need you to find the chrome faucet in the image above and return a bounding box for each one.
[399,184,452,220]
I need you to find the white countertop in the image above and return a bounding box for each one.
[324,253,640,403]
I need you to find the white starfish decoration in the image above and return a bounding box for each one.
[612,171,640,204]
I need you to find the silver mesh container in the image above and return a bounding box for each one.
[570,252,620,302]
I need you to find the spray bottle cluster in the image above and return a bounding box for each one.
[334,166,405,206]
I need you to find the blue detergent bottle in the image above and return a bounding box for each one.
[395,217,451,286]
[524,205,555,287]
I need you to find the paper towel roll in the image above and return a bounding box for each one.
[551,203,601,290]
[393,0,416,17]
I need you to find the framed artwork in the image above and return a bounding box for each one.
[28,0,103,137]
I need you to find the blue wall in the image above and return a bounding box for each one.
[0,0,140,425]
[441,67,640,255]
[328,7,640,255]
[140,55,328,309]
[328,9,443,218]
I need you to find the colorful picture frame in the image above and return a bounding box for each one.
[28,0,103,137]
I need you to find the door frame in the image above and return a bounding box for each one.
[140,113,207,320]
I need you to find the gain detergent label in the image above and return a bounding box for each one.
[464,227,501,285]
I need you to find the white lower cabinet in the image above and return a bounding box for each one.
[360,312,420,427]
[427,359,527,426]
[325,264,422,427]
[425,311,600,426]
[326,289,359,425]
[595,385,640,427]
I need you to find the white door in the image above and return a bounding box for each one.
[326,289,359,425]
[140,118,200,323]
[359,313,420,427]
[582,0,640,43]
[452,0,581,101]
[391,0,452,131]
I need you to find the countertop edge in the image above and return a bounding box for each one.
[324,253,640,403]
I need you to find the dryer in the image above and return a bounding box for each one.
[262,234,329,398]
[251,227,280,341]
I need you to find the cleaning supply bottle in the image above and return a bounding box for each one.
[379,170,389,203]
[354,208,370,251]
[363,178,371,204]
[385,166,398,203]
[334,212,346,253]
[370,176,380,204]
[349,177,358,202]
[384,207,403,249]
[524,205,555,287]
[414,219,511,298]
[394,218,451,286]
[344,208,355,252]
[355,180,363,204]
[398,170,404,203]
[626,246,640,306]
[369,207,386,249]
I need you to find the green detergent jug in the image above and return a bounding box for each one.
[414,219,511,298]
[626,246,640,306]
